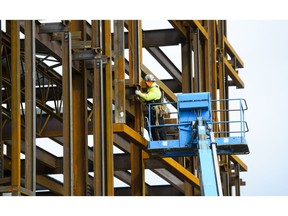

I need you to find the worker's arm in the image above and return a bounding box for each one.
[137,87,161,102]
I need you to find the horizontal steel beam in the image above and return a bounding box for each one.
[39,22,70,33]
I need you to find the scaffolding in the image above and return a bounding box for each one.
[0,20,247,196]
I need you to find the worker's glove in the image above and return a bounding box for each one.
[134,84,141,90]
[135,90,141,95]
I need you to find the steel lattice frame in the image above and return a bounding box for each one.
[0,20,247,196]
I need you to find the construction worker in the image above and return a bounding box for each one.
[135,74,167,141]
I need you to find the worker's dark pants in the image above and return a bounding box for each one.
[149,108,167,141]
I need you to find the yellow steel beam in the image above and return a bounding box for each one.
[24,20,36,195]
[103,20,114,196]
[143,151,200,189]
[113,123,200,189]
[4,139,58,169]
[114,20,126,123]
[3,156,63,195]
[70,20,88,196]
[229,155,248,172]
[36,175,64,195]
[91,20,103,196]
[113,123,148,148]
[129,20,145,196]
[224,57,245,88]
[188,20,208,39]
[0,185,34,195]
[224,36,244,68]
[11,20,21,194]
[62,30,73,196]
[161,158,200,188]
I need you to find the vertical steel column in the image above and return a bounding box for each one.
[24,20,36,195]
[103,20,114,196]
[207,21,218,122]
[219,21,230,136]
[62,31,73,196]
[92,20,105,196]
[181,26,193,93]
[70,20,88,196]
[217,20,227,129]
[234,164,241,196]
[114,20,126,123]
[223,21,230,135]
[198,29,206,92]
[220,157,230,196]
[193,28,200,92]
[11,20,21,196]
[203,20,211,92]
[128,20,141,131]
[128,20,145,196]
[4,21,12,162]
[0,20,3,180]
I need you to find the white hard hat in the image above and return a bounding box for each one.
[144,74,156,82]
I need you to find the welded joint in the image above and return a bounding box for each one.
[93,47,103,59]
[93,47,108,66]
[228,57,237,69]
[51,31,82,41]
[216,46,223,52]
[216,47,225,63]
[63,32,70,41]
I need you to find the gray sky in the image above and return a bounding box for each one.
[228,20,288,196]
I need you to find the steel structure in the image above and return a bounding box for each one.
[0,20,247,196]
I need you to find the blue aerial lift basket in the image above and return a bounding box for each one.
[145,92,249,195]
[146,92,249,157]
